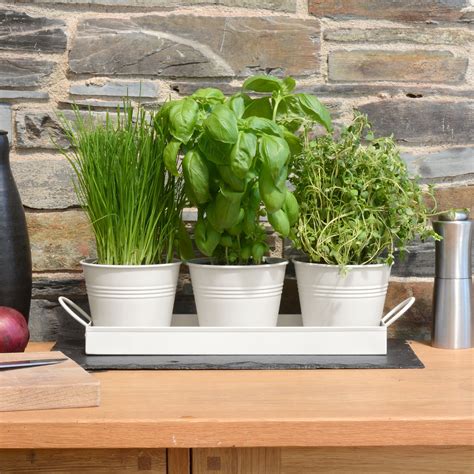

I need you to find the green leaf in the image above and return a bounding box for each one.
[230,131,257,179]
[183,149,210,204]
[259,134,290,181]
[207,187,244,232]
[154,99,178,134]
[282,76,296,93]
[240,244,252,261]
[228,93,249,119]
[204,104,239,144]
[220,234,233,247]
[242,75,283,93]
[242,208,257,235]
[168,98,199,143]
[163,140,181,177]
[243,97,273,119]
[217,165,246,192]
[177,220,195,260]
[273,96,304,132]
[282,129,302,157]
[244,117,282,137]
[251,242,268,264]
[259,165,287,213]
[156,99,178,121]
[248,182,261,210]
[295,93,332,132]
[268,208,290,237]
[198,132,232,165]
[192,88,225,103]
[195,217,221,257]
[227,208,245,236]
[283,191,299,226]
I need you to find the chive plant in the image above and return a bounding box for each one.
[291,113,439,267]
[60,104,186,265]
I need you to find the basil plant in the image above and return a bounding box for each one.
[156,75,332,264]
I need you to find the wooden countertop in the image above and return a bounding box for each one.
[0,341,472,449]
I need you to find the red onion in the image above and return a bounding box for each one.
[0,306,30,353]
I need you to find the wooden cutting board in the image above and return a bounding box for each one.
[0,351,100,412]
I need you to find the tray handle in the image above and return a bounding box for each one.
[381,297,415,328]
[58,296,92,328]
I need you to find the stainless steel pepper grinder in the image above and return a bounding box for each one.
[432,210,473,349]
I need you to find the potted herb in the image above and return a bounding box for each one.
[158,75,331,327]
[59,104,187,327]
[291,113,438,326]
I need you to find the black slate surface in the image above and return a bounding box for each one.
[52,338,424,370]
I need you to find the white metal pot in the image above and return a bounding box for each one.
[294,259,392,326]
[80,258,181,327]
[187,258,288,327]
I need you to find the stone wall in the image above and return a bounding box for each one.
[0,0,473,341]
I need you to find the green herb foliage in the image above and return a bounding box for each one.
[158,75,332,264]
[291,113,439,267]
[60,104,187,265]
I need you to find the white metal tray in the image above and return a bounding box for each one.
[59,297,414,356]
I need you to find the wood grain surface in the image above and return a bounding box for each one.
[168,448,191,474]
[191,446,474,473]
[0,449,166,473]
[0,342,472,448]
[0,351,99,412]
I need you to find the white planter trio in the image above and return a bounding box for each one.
[80,257,392,328]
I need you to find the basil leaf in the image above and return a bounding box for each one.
[242,75,283,93]
[228,208,245,236]
[204,104,239,144]
[218,165,246,192]
[243,97,273,119]
[192,88,225,103]
[177,220,195,261]
[282,76,296,93]
[244,117,282,137]
[259,134,290,181]
[183,149,210,204]
[230,131,257,179]
[248,182,261,210]
[207,187,244,232]
[259,164,287,214]
[220,234,233,247]
[198,132,232,165]
[295,93,332,132]
[157,99,178,121]
[195,217,221,257]
[268,208,290,237]
[228,93,249,118]
[283,191,299,226]
[251,242,268,264]
[169,98,199,143]
[282,128,302,157]
[163,140,181,177]
[275,96,303,132]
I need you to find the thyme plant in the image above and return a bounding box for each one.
[291,113,439,267]
[60,104,186,265]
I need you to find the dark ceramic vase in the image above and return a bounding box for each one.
[0,131,32,321]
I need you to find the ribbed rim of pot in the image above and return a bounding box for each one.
[187,257,288,269]
[292,257,392,269]
[80,258,181,269]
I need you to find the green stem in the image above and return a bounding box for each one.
[272,96,282,122]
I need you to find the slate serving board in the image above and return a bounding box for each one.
[52,338,424,370]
